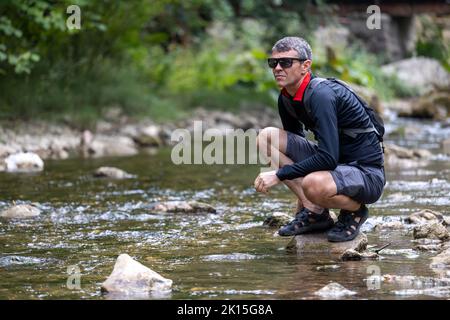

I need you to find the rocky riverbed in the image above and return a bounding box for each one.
[1,103,450,299]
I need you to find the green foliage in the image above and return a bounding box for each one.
[416,15,450,71]
[0,0,427,123]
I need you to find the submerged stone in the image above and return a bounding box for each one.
[153,201,216,214]
[0,204,41,219]
[340,249,379,261]
[93,166,134,179]
[101,254,172,297]
[406,209,445,225]
[413,222,449,241]
[286,232,368,255]
[4,152,44,172]
[314,282,357,298]
[263,212,292,227]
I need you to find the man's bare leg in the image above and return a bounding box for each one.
[302,171,361,211]
[256,127,323,213]
[257,127,362,213]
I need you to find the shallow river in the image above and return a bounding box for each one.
[1,117,449,299]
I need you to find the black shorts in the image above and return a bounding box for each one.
[285,132,385,204]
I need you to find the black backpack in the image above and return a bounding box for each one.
[302,77,385,145]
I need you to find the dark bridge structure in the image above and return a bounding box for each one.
[326,0,450,62]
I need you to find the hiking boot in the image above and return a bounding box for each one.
[278,208,334,237]
[327,205,369,242]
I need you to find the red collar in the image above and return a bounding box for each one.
[281,72,311,102]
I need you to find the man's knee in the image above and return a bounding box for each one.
[257,127,283,150]
[256,127,280,147]
[302,172,336,203]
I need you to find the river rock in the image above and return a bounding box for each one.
[80,131,138,158]
[406,209,445,225]
[340,249,379,261]
[408,88,450,120]
[133,125,163,146]
[287,232,368,255]
[314,282,357,298]
[0,204,41,219]
[413,222,450,241]
[384,143,431,168]
[101,254,172,296]
[94,167,134,179]
[430,247,450,269]
[153,201,216,214]
[263,212,293,227]
[4,152,44,172]
[0,144,17,160]
[381,57,450,95]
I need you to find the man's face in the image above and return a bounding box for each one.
[270,49,307,89]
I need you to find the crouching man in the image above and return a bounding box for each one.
[255,36,385,242]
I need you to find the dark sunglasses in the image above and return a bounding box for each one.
[267,57,305,68]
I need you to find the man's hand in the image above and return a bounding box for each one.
[254,170,281,194]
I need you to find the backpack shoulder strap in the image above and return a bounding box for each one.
[326,77,381,138]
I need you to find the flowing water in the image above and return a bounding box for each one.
[0,117,449,300]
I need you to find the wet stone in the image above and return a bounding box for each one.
[314,282,357,298]
[406,209,445,225]
[93,166,134,179]
[415,244,442,252]
[263,212,292,227]
[430,247,450,270]
[413,222,450,241]
[4,152,44,172]
[153,201,216,214]
[315,264,340,271]
[101,254,172,297]
[340,249,379,261]
[0,204,41,219]
[287,232,368,255]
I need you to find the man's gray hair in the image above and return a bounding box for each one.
[272,36,312,60]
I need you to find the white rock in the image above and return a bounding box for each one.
[4,152,44,172]
[314,282,357,298]
[381,57,450,94]
[135,125,163,146]
[94,167,133,179]
[0,204,41,219]
[101,254,172,297]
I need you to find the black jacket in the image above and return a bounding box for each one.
[276,77,384,181]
